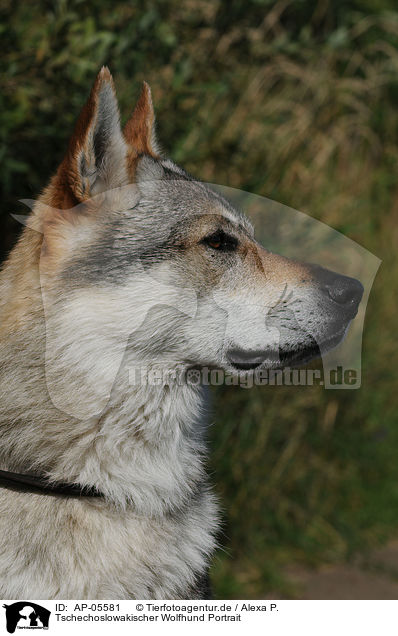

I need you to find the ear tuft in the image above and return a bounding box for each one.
[124,82,159,157]
[63,68,127,201]
[98,65,113,82]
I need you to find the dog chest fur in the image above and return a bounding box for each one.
[0,221,219,598]
[0,326,219,598]
[0,486,218,598]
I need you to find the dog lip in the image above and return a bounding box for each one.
[226,347,279,370]
[229,360,263,371]
[318,324,350,350]
[278,325,349,367]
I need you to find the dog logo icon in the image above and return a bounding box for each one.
[3,602,50,633]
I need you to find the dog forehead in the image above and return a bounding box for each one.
[193,186,253,233]
[187,190,250,231]
[140,160,251,230]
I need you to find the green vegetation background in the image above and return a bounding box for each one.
[1,0,397,598]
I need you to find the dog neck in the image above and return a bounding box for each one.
[0,233,208,513]
[53,375,208,513]
[0,345,208,512]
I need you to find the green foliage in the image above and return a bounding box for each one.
[1,0,398,597]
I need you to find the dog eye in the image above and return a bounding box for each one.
[201,231,238,252]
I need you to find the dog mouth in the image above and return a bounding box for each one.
[229,361,262,371]
[279,327,350,368]
[226,324,350,373]
[226,348,280,371]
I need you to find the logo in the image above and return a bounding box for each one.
[2,603,50,633]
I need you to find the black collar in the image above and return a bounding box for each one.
[0,469,104,498]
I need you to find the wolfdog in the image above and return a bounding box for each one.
[0,68,363,599]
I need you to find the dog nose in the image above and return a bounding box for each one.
[326,275,364,306]
[312,266,364,312]
[226,348,267,370]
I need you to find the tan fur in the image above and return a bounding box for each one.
[124,82,158,159]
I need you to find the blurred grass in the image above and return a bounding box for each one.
[1,0,398,598]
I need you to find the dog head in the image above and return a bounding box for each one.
[32,68,363,383]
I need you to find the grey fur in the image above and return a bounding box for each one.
[0,80,362,600]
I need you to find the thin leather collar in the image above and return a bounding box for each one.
[0,469,104,498]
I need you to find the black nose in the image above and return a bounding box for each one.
[227,348,269,370]
[313,266,364,311]
[327,277,363,306]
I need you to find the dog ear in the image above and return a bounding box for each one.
[63,67,127,201]
[124,82,159,157]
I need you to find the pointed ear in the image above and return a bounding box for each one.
[124,82,159,157]
[63,67,127,201]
